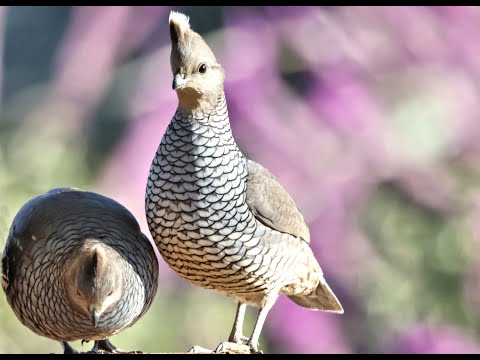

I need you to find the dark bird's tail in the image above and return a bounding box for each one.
[288,278,344,313]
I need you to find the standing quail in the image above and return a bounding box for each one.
[145,11,343,353]
[2,187,159,354]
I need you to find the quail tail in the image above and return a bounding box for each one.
[288,278,344,313]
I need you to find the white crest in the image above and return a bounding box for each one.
[169,11,190,29]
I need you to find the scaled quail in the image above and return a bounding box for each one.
[2,187,159,354]
[145,11,343,353]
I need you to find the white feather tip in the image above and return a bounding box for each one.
[169,11,190,28]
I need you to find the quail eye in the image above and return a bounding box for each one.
[198,63,207,74]
[76,290,81,296]
[108,290,113,296]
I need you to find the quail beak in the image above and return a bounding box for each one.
[91,308,100,328]
[172,71,188,90]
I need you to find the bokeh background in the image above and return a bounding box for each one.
[1,5,480,354]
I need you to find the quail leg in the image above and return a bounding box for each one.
[93,339,143,354]
[246,300,275,354]
[61,341,79,354]
[228,303,249,344]
[215,303,251,354]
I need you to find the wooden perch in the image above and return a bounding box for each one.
[88,343,261,355]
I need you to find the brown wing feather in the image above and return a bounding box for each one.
[246,160,310,243]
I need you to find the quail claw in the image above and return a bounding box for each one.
[215,341,252,354]
[187,345,213,353]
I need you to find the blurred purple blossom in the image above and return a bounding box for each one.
[268,296,350,353]
[393,325,480,354]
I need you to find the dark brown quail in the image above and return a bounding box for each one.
[2,187,159,354]
[145,11,343,353]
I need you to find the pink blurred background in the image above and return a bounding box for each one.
[1,6,480,354]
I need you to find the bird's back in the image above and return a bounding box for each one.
[2,187,159,341]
